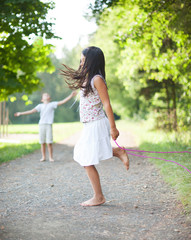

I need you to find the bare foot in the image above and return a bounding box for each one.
[40,158,46,162]
[49,158,54,162]
[113,148,130,170]
[80,196,106,207]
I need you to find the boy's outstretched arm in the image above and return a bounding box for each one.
[14,108,37,117]
[57,91,77,106]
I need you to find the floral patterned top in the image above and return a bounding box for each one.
[80,75,106,123]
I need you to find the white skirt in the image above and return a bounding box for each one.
[74,117,113,166]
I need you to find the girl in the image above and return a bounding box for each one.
[61,46,129,207]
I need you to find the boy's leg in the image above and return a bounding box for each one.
[47,143,54,162]
[81,165,105,206]
[46,124,54,161]
[113,147,129,170]
[40,143,46,161]
[39,124,46,161]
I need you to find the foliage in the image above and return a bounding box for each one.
[0,0,58,100]
[89,0,121,21]
[0,142,40,164]
[89,0,191,130]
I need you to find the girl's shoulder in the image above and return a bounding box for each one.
[92,74,105,81]
[91,75,106,89]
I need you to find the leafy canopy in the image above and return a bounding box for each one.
[0,0,58,100]
[89,0,191,129]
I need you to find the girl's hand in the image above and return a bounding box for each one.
[110,127,119,140]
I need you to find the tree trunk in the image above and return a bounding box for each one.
[164,80,171,131]
[171,80,178,131]
[0,102,1,138]
[3,101,6,136]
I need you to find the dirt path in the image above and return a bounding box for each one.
[0,130,191,240]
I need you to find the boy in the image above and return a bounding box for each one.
[14,91,77,162]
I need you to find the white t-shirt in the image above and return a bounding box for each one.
[35,102,58,124]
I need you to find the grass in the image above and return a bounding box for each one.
[0,142,40,164]
[0,122,82,164]
[8,124,39,134]
[118,119,191,213]
[7,122,82,138]
[53,122,82,142]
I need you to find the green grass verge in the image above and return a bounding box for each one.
[0,142,40,164]
[118,119,191,213]
[0,122,82,164]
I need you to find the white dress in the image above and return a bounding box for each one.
[73,75,113,166]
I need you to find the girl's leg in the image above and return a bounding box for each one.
[113,147,129,170]
[81,165,105,206]
[40,143,46,161]
[47,143,54,162]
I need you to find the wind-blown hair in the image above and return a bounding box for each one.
[61,46,106,96]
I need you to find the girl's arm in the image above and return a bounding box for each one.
[14,108,37,117]
[94,76,119,140]
[57,91,77,106]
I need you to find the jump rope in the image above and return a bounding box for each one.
[114,139,191,175]
[70,96,191,175]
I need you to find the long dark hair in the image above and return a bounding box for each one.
[61,46,106,96]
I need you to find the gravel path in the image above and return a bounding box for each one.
[0,130,191,240]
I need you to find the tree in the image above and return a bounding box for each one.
[89,0,191,130]
[89,0,120,21]
[0,0,58,100]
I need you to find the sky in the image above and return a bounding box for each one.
[46,0,97,58]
